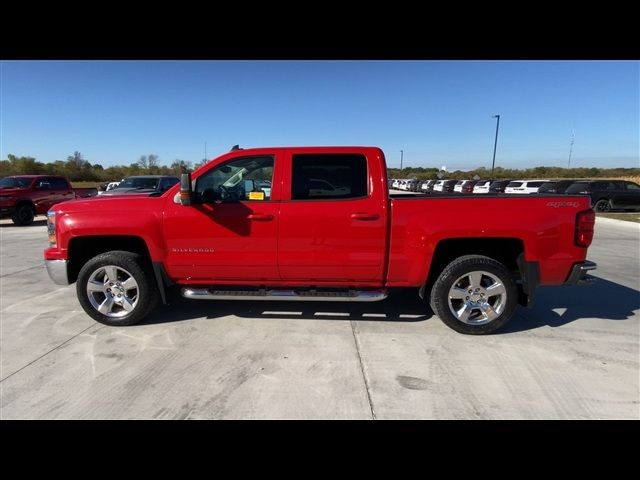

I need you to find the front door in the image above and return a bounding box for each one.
[163,154,280,282]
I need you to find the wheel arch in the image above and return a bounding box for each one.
[68,235,151,283]
[419,237,529,304]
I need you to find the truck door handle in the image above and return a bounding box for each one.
[246,214,274,221]
[351,213,380,221]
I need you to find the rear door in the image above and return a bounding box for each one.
[612,181,640,208]
[277,149,388,284]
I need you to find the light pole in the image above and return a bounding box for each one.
[491,114,500,179]
[400,149,403,172]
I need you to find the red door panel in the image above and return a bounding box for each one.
[277,148,388,284]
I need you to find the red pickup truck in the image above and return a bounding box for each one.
[0,175,98,225]
[43,147,596,334]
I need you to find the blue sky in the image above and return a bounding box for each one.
[1,60,638,170]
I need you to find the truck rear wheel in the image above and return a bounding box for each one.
[11,204,35,226]
[76,250,159,326]
[430,255,518,335]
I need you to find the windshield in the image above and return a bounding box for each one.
[116,177,160,190]
[0,177,33,189]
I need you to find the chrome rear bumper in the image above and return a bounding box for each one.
[565,261,597,285]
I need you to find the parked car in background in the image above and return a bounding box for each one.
[420,180,435,193]
[473,180,492,194]
[409,179,422,192]
[504,180,550,194]
[463,180,478,193]
[488,180,513,193]
[432,180,446,192]
[453,180,467,193]
[98,181,121,195]
[564,180,640,212]
[535,180,577,195]
[441,179,458,193]
[0,175,98,225]
[101,175,180,196]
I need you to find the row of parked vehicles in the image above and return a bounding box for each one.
[390,178,640,212]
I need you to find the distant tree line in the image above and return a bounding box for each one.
[1,152,638,183]
[388,165,640,181]
[0,152,209,183]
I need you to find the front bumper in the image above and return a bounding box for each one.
[565,260,597,285]
[0,206,16,217]
[45,259,70,285]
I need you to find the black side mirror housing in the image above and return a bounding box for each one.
[180,173,192,206]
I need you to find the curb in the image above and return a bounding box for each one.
[595,216,640,230]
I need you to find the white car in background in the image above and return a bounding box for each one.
[453,180,475,193]
[473,180,492,194]
[98,181,121,195]
[504,180,550,194]
[432,180,446,192]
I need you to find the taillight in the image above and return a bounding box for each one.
[575,209,595,247]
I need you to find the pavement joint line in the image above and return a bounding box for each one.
[350,320,376,420]
[0,324,106,383]
[0,264,44,278]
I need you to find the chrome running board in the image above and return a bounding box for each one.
[181,287,388,302]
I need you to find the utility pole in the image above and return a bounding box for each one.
[205,142,207,162]
[400,149,404,172]
[491,114,501,179]
[568,128,575,169]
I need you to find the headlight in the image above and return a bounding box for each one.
[47,211,57,247]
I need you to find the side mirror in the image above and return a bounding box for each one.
[180,173,192,206]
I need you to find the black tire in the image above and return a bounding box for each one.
[11,204,35,226]
[593,199,611,212]
[430,255,518,335]
[76,250,159,326]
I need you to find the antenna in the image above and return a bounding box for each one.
[568,125,575,169]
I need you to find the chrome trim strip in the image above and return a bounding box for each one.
[181,288,387,302]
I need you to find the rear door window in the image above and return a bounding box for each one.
[49,178,69,190]
[291,154,368,200]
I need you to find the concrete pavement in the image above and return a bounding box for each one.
[0,215,638,419]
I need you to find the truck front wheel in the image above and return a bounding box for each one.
[76,251,159,326]
[430,255,518,335]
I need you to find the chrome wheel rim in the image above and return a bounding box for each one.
[595,200,610,212]
[448,270,507,325]
[86,265,139,318]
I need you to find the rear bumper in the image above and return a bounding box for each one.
[45,259,70,285]
[565,261,597,285]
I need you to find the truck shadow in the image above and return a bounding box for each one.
[143,289,433,325]
[502,276,639,334]
[142,276,639,333]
